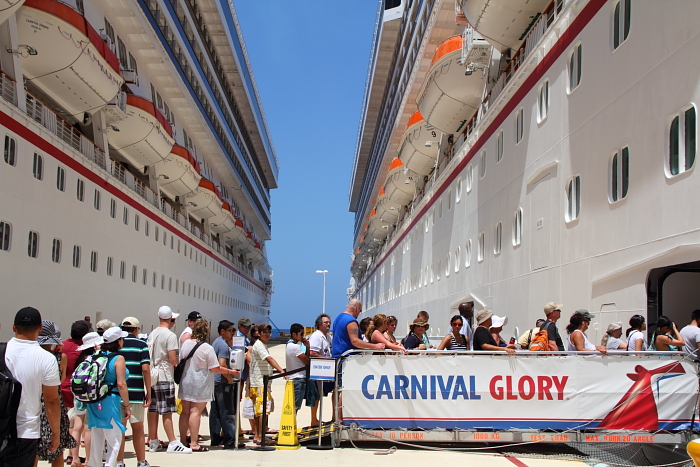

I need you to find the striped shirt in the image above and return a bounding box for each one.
[120,335,150,403]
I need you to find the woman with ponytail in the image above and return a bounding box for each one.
[626,315,647,351]
[367,314,406,353]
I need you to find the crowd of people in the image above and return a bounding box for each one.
[4,300,700,467]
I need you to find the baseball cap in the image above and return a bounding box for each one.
[121,317,140,328]
[575,309,595,320]
[14,307,42,326]
[71,320,91,339]
[96,319,116,332]
[103,326,128,344]
[544,302,563,316]
[476,309,493,325]
[238,318,253,327]
[37,320,62,346]
[158,306,179,320]
[187,311,202,321]
[77,332,104,351]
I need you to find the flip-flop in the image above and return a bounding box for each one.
[191,446,209,452]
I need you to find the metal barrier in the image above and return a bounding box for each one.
[332,350,699,447]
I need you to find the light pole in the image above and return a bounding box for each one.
[315,270,328,315]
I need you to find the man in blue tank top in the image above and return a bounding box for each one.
[332,299,386,357]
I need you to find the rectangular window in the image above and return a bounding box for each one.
[107,256,113,276]
[123,207,129,225]
[494,222,502,255]
[52,238,61,263]
[90,251,98,272]
[515,108,524,144]
[56,167,65,191]
[120,261,126,279]
[478,232,485,262]
[134,214,140,232]
[155,226,159,241]
[4,135,16,166]
[479,151,486,179]
[613,0,631,49]
[94,190,101,210]
[27,231,38,258]
[538,81,549,123]
[128,52,138,74]
[568,44,582,93]
[153,272,157,287]
[496,130,504,163]
[566,175,581,222]
[72,245,81,268]
[132,265,137,283]
[0,221,12,251]
[513,209,523,247]
[610,146,630,202]
[110,199,116,218]
[117,36,128,69]
[104,18,115,44]
[142,268,147,285]
[32,153,43,180]
[77,179,84,202]
[669,106,696,176]
[75,0,84,14]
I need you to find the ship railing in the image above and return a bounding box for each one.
[0,71,16,106]
[25,92,107,170]
[485,0,566,108]
[108,158,160,208]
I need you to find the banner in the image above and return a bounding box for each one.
[341,353,698,431]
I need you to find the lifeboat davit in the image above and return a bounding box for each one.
[108,95,175,171]
[223,218,247,246]
[459,0,550,51]
[384,158,414,206]
[186,179,223,221]
[0,0,25,25]
[17,0,124,118]
[157,145,201,199]
[209,202,235,235]
[375,186,401,224]
[398,111,439,176]
[417,35,490,134]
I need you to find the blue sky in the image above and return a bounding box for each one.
[233,1,380,329]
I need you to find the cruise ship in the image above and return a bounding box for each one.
[0,0,277,338]
[349,0,700,344]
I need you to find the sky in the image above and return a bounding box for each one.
[232,1,381,329]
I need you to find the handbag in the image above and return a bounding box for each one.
[174,341,204,384]
[241,397,254,419]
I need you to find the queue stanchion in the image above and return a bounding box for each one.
[250,374,275,451]
[307,357,334,450]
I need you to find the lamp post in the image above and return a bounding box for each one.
[315,270,328,315]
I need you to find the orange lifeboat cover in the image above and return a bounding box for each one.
[431,36,463,66]
[379,187,386,197]
[406,111,424,129]
[388,158,404,171]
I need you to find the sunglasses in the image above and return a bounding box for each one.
[452,322,463,327]
[261,330,271,335]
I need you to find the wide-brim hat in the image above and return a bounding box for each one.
[490,315,508,329]
[410,318,429,329]
[77,332,104,350]
[476,309,493,325]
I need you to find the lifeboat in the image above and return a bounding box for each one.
[416,35,490,134]
[237,231,255,255]
[0,0,25,25]
[375,186,401,224]
[223,217,247,246]
[384,158,414,206]
[208,202,235,235]
[459,0,550,51]
[17,0,123,118]
[249,243,264,262]
[367,209,389,243]
[108,95,175,171]
[186,179,223,221]
[398,111,439,176]
[157,145,201,199]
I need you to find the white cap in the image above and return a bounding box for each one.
[158,305,179,320]
[490,315,508,329]
[103,326,128,343]
[77,332,104,351]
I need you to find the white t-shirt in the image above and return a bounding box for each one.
[285,341,306,380]
[459,318,475,350]
[179,326,192,346]
[6,338,61,438]
[250,340,272,387]
[680,325,700,361]
[626,330,647,351]
[178,340,219,403]
[308,330,332,358]
[147,326,178,384]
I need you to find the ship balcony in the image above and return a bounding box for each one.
[157,145,202,199]
[209,202,235,235]
[398,111,440,176]
[417,35,490,134]
[16,0,124,119]
[186,179,223,221]
[0,0,26,26]
[107,94,175,171]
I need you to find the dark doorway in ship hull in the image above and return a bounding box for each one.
[647,261,700,328]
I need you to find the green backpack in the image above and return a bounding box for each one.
[71,352,118,404]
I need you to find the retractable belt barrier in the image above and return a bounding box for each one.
[333,350,700,446]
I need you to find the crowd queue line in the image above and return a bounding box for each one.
[3,301,700,467]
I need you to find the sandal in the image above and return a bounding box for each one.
[191,445,209,452]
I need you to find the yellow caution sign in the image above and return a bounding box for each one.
[688,438,700,466]
[275,380,300,450]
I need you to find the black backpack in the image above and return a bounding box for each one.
[0,343,22,450]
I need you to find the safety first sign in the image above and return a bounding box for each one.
[341,353,698,431]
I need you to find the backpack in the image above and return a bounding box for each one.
[528,330,550,352]
[71,352,119,403]
[0,343,22,449]
[174,341,204,384]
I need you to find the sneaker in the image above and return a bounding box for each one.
[166,440,192,454]
[148,439,161,452]
[116,462,125,467]
[137,462,151,467]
